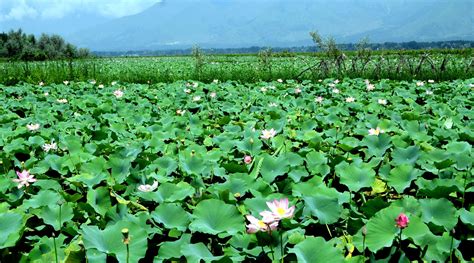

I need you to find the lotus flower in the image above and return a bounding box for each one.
[244,155,252,164]
[98,84,104,89]
[63,80,69,85]
[245,215,278,233]
[378,99,387,105]
[428,79,435,83]
[395,213,409,229]
[260,87,268,92]
[268,102,277,107]
[114,89,124,98]
[57,98,68,103]
[346,97,355,103]
[176,109,186,115]
[27,123,40,131]
[277,79,283,83]
[39,81,44,86]
[111,81,118,86]
[368,127,385,136]
[334,79,340,84]
[264,198,295,221]
[192,96,201,102]
[90,80,97,84]
[294,87,302,94]
[366,84,375,91]
[213,79,219,84]
[137,181,158,192]
[416,81,424,87]
[332,88,340,94]
[44,92,49,96]
[261,128,277,140]
[42,142,57,152]
[210,92,217,98]
[426,90,433,95]
[13,170,36,189]
[315,96,324,103]
[184,88,191,94]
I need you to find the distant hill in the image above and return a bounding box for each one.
[64,0,473,51]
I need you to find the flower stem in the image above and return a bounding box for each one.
[280,232,284,262]
[52,233,59,263]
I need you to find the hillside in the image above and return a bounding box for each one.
[64,0,473,51]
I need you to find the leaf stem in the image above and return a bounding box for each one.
[53,233,59,263]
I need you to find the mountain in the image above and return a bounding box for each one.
[66,0,473,51]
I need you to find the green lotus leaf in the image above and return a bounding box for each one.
[364,204,403,252]
[0,212,25,249]
[151,203,190,231]
[419,198,458,231]
[336,161,375,192]
[305,151,330,177]
[37,203,74,231]
[391,145,420,165]
[260,154,289,183]
[362,133,391,157]
[189,199,245,235]
[303,195,342,224]
[386,164,422,193]
[156,234,191,261]
[81,218,148,262]
[289,236,344,263]
[87,186,112,216]
[181,242,223,263]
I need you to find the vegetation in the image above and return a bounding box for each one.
[0,29,90,61]
[0,50,472,85]
[0,78,472,261]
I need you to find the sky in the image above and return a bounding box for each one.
[0,0,160,21]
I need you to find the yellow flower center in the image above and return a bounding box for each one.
[277,207,286,216]
[258,220,266,228]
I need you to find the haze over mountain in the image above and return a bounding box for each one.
[2,0,473,51]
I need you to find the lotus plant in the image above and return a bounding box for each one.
[27,123,40,131]
[13,170,36,189]
[261,128,277,140]
[368,127,385,136]
[244,155,252,164]
[113,89,124,98]
[42,142,57,152]
[137,181,158,192]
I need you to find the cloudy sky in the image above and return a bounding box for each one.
[0,0,160,21]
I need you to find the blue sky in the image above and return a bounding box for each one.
[0,0,161,21]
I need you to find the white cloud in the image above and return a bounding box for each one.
[0,0,160,21]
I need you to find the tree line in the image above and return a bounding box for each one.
[0,29,90,61]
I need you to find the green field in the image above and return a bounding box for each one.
[1,49,473,85]
[1,77,473,261]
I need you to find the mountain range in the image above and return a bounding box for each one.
[3,0,474,51]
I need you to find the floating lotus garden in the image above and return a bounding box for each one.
[0,78,473,262]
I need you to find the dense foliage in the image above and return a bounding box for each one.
[0,78,472,261]
[1,50,473,86]
[0,29,90,61]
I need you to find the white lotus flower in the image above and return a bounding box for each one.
[426,90,433,95]
[57,98,68,103]
[294,87,302,94]
[27,123,40,131]
[210,92,217,98]
[176,109,186,115]
[277,79,283,83]
[213,79,219,84]
[111,81,117,86]
[42,142,57,152]
[428,80,435,83]
[260,87,268,92]
[368,127,385,136]
[346,97,355,102]
[269,102,278,107]
[63,81,69,85]
[366,84,375,91]
[192,96,201,101]
[332,88,340,94]
[39,81,44,86]
[261,128,277,140]
[184,88,191,94]
[378,99,387,105]
[137,181,158,192]
[315,96,324,103]
[44,92,49,96]
[416,81,425,86]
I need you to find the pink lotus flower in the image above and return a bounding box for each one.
[137,181,158,192]
[244,155,252,164]
[13,170,36,189]
[210,92,217,98]
[264,198,295,221]
[113,89,124,98]
[261,128,277,140]
[294,87,302,94]
[315,96,324,103]
[395,213,409,229]
[245,215,278,233]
